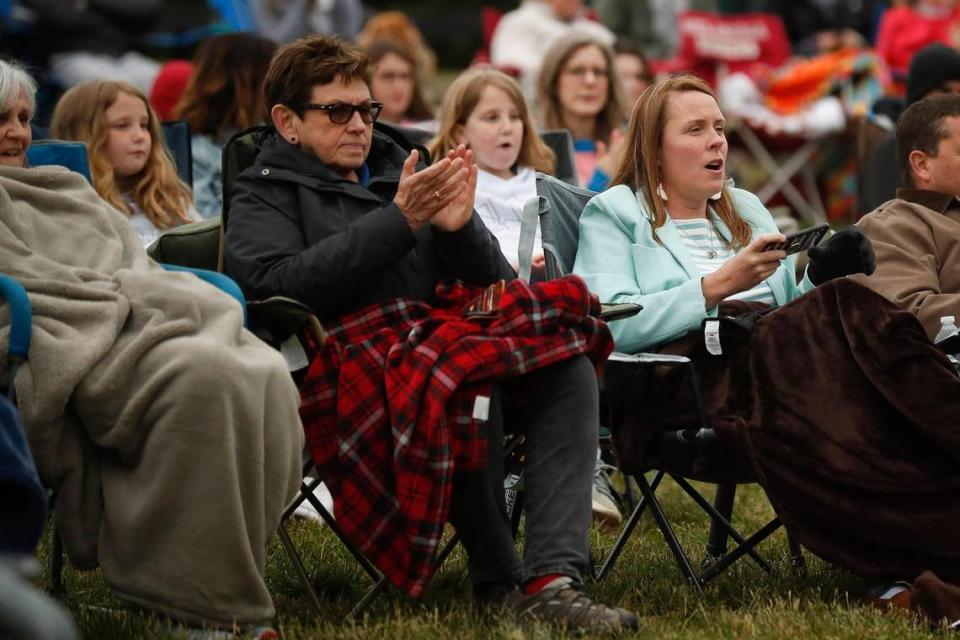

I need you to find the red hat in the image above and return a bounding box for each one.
[150,60,193,122]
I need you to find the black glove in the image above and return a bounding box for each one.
[807,227,876,286]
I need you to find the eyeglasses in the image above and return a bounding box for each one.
[563,66,609,80]
[301,101,383,124]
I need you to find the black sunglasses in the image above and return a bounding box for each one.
[301,101,383,124]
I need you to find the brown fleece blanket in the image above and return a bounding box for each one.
[610,279,960,605]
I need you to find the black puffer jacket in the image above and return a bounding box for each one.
[225,130,515,321]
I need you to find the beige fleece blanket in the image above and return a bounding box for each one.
[0,165,247,566]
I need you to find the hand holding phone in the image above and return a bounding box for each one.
[764,223,830,255]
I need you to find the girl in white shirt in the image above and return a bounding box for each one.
[430,71,624,527]
[429,69,556,275]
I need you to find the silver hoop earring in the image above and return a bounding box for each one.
[709,190,722,201]
[656,183,668,202]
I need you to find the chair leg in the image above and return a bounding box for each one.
[637,473,704,594]
[706,483,736,559]
[49,525,64,599]
[672,476,773,573]
[787,529,805,572]
[277,520,325,617]
[593,471,662,581]
[295,477,382,583]
[700,518,782,583]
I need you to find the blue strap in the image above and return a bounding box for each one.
[0,274,31,359]
[160,265,248,327]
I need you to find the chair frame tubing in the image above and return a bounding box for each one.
[280,437,526,618]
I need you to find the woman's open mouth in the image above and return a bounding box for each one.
[705,160,724,172]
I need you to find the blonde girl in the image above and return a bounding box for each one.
[430,68,555,273]
[431,68,624,525]
[50,80,194,247]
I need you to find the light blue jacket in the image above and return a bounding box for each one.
[573,184,814,353]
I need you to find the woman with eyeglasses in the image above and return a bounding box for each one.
[365,39,435,127]
[225,36,640,635]
[225,35,502,317]
[537,33,626,191]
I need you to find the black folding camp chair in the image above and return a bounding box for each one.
[529,180,804,591]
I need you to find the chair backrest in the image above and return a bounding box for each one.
[221,125,272,235]
[526,173,596,280]
[161,120,193,188]
[26,140,91,181]
[540,129,579,188]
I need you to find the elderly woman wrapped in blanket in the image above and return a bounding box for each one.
[0,59,303,636]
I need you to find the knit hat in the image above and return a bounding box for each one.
[906,44,960,106]
[149,60,193,121]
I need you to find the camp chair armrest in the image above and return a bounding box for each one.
[600,303,641,322]
[0,274,31,359]
[147,217,222,272]
[604,351,711,433]
[246,296,327,346]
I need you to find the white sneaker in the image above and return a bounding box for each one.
[293,481,334,525]
[591,461,623,527]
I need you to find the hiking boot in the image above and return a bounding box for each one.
[503,577,639,635]
[592,460,623,527]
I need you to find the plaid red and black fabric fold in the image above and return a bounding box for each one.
[299,275,613,596]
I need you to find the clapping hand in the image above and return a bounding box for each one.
[393,146,472,231]
[807,227,875,285]
[430,145,478,232]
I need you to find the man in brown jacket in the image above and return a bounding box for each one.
[855,94,960,341]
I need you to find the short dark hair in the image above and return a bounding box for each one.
[896,94,960,187]
[263,35,372,118]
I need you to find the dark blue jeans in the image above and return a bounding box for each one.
[448,355,598,591]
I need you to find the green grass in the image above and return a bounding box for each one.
[34,478,947,639]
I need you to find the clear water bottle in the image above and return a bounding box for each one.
[935,315,960,354]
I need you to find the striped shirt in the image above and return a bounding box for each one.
[672,217,776,306]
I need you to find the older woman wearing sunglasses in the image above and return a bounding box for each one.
[225,35,639,635]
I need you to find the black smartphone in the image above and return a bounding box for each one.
[764,223,830,255]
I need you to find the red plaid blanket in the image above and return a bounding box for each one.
[299,275,613,596]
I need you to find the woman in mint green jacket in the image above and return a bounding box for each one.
[573,74,871,353]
